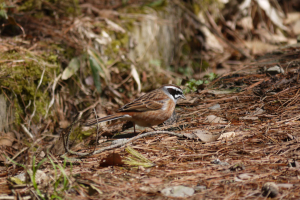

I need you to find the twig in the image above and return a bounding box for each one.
[88,108,101,155]
[5,147,28,164]
[63,122,185,157]
[21,124,34,140]
[45,73,62,118]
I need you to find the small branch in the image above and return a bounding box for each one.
[88,108,101,155]
[63,124,185,157]
[21,124,34,140]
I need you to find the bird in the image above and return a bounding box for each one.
[84,84,186,133]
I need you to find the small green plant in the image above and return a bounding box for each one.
[124,146,155,168]
[6,155,47,198]
[184,73,218,93]
[0,3,8,20]
[5,153,72,200]
[204,72,218,81]
[48,154,72,199]
[184,79,204,93]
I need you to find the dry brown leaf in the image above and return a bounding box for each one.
[99,153,124,167]
[193,129,221,143]
[205,115,227,123]
[218,131,236,140]
[0,132,14,147]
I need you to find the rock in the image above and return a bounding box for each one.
[208,104,220,110]
[238,173,251,180]
[262,182,279,198]
[161,186,194,198]
[266,65,284,75]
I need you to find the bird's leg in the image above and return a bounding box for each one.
[150,127,157,131]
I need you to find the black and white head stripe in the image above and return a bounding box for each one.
[163,85,186,102]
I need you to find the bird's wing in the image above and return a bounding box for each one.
[118,89,168,112]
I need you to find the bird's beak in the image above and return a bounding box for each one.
[182,95,186,100]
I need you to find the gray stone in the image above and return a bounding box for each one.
[262,182,279,198]
[266,65,284,75]
[209,104,220,110]
[161,186,194,197]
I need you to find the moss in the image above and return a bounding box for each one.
[70,126,94,142]
[18,0,37,12]
[18,0,80,17]
[102,29,130,68]
[0,52,58,125]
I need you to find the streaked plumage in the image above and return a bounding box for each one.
[85,84,185,132]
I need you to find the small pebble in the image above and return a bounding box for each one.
[209,104,220,110]
[262,182,279,198]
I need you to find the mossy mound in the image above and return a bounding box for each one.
[0,51,59,126]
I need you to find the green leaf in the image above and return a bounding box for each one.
[88,48,110,84]
[195,80,203,85]
[188,81,193,88]
[8,177,24,185]
[61,57,81,80]
[146,0,165,7]
[204,72,218,81]
[149,59,161,67]
[0,9,8,19]
[124,146,155,167]
[89,56,102,93]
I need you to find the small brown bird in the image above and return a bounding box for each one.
[85,84,186,133]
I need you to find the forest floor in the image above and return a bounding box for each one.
[2,44,300,199]
[1,1,300,199]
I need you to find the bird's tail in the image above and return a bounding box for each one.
[84,114,128,126]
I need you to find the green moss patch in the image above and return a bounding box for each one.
[0,51,59,125]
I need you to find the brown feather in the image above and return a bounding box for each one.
[118,89,167,112]
[84,84,183,129]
